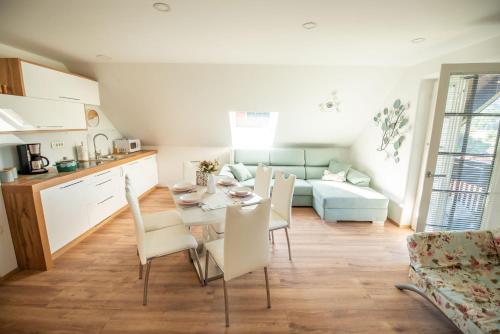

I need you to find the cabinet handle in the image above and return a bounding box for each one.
[98,195,114,205]
[37,125,63,128]
[59,96,81,101]
[60,180,84,189]
[95,170,111,177]
[96,179,112,186]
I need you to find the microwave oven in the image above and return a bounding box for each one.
[114,139,141,153]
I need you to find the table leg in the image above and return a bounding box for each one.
[189,225,223,283]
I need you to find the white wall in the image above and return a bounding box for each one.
[0,44,121,277]
[350,35,500,226]
[67,62,403,148]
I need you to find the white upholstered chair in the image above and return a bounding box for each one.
[204,199,272,327]
[269,172,296,261]
[254,164,273,199]
[125,176,203,305]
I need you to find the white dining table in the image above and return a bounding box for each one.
[171,182,262,282]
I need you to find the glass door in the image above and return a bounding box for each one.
[416,64,500,232]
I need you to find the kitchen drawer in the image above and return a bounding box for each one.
[91,167,121,184]
[88,194,118,227]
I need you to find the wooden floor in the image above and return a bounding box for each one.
[0,188,457,334]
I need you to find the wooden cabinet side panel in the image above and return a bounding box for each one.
[0,58,25,96]
[1,187,52,270]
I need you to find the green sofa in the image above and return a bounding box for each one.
[220,148,389,222]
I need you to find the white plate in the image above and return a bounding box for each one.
[179,193,202,204]
[172,182,195,192]
[229,186,252,197]
[218,177,236,186]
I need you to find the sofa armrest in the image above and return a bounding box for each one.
[407,230,498,270]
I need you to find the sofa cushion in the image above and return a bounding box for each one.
[304,148,338,166]
[272,166,306,179]
[306,167,326,180]
[347,168,371,187]
[234,149,270,165]
[229,163,253,181]
[407,230,499,270]
[328,160,351,174]
[412,265,500,334]
[308,180,388,209]
[240,178,312,196]
[270,149,305,166]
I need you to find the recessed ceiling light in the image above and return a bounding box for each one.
[302,22,317,30]
[411,37,426,44]
[95,54,112,61]
[153,2,170,12]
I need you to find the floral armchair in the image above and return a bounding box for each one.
[397,229,500,334]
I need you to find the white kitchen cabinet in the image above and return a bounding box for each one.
[21,61,100,105]
[0,94,86,132]
[123,155,158,196]
[39,154,157,254]
[40,177,91,253]
[88,167,126,227]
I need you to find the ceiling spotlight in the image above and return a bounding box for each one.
[411,37,426,44]
[302,22,317,30]
[95,54,112,61]
[153,2,170,12]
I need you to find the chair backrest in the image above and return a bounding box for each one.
[223,198,271,281]
[271,172,296,224]
[254,164,273,199]
[125,175,147,265]
[183,161,197,184]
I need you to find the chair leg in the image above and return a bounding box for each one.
[143,260,152,305]
[264,267,271,308]
[223,277,229,327]
[204,250,210,285]
[191,248,204,286]
[137,250,143,279]
[284,228,292,261]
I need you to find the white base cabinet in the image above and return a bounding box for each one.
[40,154,157,253]
[40,178,92,253]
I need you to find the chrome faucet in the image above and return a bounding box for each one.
[92,133,109,160]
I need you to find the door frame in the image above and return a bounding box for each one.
[415,63,500,232]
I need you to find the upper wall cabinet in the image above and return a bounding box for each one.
[0,58,100,105]
[0,94,87,132]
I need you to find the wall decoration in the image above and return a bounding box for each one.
[373,99,410,163]
[319,90,341,113]
[86,109,100,127]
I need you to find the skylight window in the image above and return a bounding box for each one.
[229,111,278,149]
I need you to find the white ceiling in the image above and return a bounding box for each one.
[0,0,499,66]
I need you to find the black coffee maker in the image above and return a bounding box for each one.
[17,143,50,175]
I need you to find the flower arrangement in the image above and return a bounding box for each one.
[198,159,219,173]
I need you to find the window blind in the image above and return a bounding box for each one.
[426,73,500,231]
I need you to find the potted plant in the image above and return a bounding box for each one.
[196,159,219,186]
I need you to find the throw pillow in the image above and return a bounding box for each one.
[229,163,253,181]
[218,164,235,178]
[322,169,347,182]
[328,160,351,175]
[346,168,371,187]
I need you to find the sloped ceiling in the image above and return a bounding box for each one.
[68,63,402,147]
[0,0,499,66]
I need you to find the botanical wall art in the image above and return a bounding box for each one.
[373,99,410,163]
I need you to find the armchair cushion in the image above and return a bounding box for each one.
[407,230,499,270]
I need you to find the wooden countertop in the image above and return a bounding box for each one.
[2,150,157,192]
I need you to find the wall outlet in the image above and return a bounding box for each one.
[51,140,64,149]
